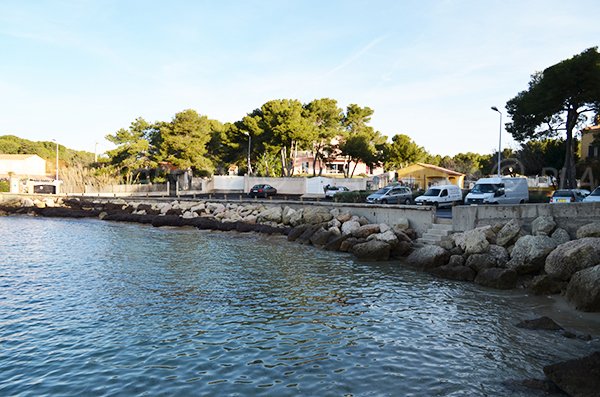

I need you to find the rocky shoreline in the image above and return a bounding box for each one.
[2,195,600,395]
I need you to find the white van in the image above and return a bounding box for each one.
[414,185,463,208]
[464,177,529,205]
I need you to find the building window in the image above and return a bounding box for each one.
[589,145,599,158]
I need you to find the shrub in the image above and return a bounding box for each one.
[334,190,373,203]
[0,179,9,192]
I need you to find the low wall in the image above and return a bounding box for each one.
[244,176,306,195]
[453,202,600,236]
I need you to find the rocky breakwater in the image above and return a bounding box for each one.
[3,197,418,262]
[407,215,600,312]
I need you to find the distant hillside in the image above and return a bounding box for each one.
[0,135,94,166]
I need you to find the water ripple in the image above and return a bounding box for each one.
[1,215,599,396]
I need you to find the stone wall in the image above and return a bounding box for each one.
[453,202,600,236]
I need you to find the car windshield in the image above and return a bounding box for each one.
[423,188,441,197]
[471,183,499,194]
[590,188,600,196]
[252,185,265,189]
[375,187,391,195]
[553,190,573,197]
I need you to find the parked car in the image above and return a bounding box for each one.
[583,186,600,202]
[464,177,529,205]
[366,185,412,204]
[324,185,349,199]
[414,184,463,208]
[248,184,277,198]
[550,189,589,203]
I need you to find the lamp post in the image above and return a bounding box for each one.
[491,106,502,177]
[53,139,59,181]
[242,131,253,175]
[94,142,99,163]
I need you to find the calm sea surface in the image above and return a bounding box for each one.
[1,215,600,396]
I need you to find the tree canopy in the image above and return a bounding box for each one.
[506,47,600,188]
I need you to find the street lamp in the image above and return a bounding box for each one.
[52,139,59,181]
[491,106,502,177]
[242,131,253,175]
[94,142,99,163]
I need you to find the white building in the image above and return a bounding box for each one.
[0,154,48,178]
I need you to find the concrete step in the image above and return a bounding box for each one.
[417,236,440,245]
[426,229,451,237]
[431,223,453,231]
[420,232,444,241]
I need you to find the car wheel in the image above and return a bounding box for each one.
[404,199,411,205]
[519,199,525,204]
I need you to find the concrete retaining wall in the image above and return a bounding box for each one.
[453,202,600,236]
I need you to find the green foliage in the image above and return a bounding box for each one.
[0,135,94,167]
[333,190,372,203]
[384,134,428,169]
[506,47,600,187]
[105,117,154,184]
[303,98,343,176]
[0,179,9,192]
[516,139,566,175]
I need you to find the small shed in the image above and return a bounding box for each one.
[396,163,465,189]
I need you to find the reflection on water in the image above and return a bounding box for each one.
[1,215,599,396]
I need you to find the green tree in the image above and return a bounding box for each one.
[516,139,566,176]
[156,109,217,174]
[303,98,343,176]
[105,117,154,184]
[384,134,428,169]
[506,47,600,188]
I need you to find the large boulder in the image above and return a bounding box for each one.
[350,240,391,261]
[531,216,556,236]
[576,222,600,239]
[392,218,410,232]
[339,237,364,252]
[303,207,333,224]
[551,228,571,245]
[545,238,600,281]
[488,244,510,267]
[529,275,564,296]
[257,206,282,223]
[463,229,490,254]
[391,241,412,258]
[341,220,361,236]
[324,235,348,251]
[566,265,600,312]
[287,224,309,242]
[466,253,497,273]
[474,268,518,289]
[353,224,381,239]
[309,227,333,247]
[496,219,521,247]
[406,245,450,270]
[516,316,563,330]
[367,230,399,247]
[507,235,557,275]
[281,206,297,225]
[543,351,600,397]
[289,208,304,226]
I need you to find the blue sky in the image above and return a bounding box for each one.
[1,0,598,156]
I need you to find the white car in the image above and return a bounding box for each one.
[324,185,349,199]
[583,187,600,202]
[414,184,463,208]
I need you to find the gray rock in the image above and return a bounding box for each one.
[353,224,380,239]
[543,351,600,397]
[406,245,450,270]
[302,207,333,224]
[392,218,410,232]
[439,237,455,251]
[474,268,518,289]
[453,227,491,254]
[531,216,556,236]
[394,230,413,243]
[466,253,497,273]
[328,226,341,238]
[576,222,600,239]
[327,218,342,229]
[309,227,332,247]
[257,206,282,223]
[507,235,557,275]
[488,244,510,267]
[341,220,361,236]
[367,230,398,247]
[295,225,320,245]
[391,241,412,258]
[357,216,370,226]
[339,237,363,252]
[545,238,600,281]
[551,228,571,245]
[289,208,304,226]
[430,265,476,281]
[324,235,347,251]
[281,206,297,225]
[566,265,600,312]
[336,212,352,223]
[496,219,521,247]
[351,240,391,261]
[448,254,465,267]
[529,275,564,295]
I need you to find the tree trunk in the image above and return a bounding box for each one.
[562,107,578,189]
[351,161,358,178]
